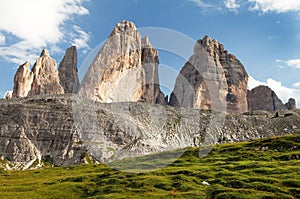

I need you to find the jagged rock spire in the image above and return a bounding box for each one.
[58,46,80,93]
[12,61,34,98]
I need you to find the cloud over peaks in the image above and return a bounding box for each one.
[0,0,90,64]
[0,32,5,45]
[249,0,300,13]
[225,0,240,12]
[276,59,300,69]
[248,76,300,107]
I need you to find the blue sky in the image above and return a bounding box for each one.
[0,0,300,105]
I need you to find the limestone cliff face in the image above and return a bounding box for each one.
[0,96,86,170]
[79,20,165,104]
[12,61,34,98]
[1,95,299,169]
[169,35,248,113]
[12,50,65,98]
[28,50,64,97]
[11,47,81,98]
[247,85,287,111]
[58,46,80,93]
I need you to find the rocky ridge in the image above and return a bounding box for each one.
[0,95,299,169]
[12,48,79,98]
[9,20,296,112]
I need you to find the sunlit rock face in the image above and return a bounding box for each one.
[12,61,34,98]
[28,49,64,97]
[79,20,165,104]
[12,50,64,98]
[169,35,248,113]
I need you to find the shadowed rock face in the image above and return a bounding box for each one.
[169,35,248,113]
[79,20,165,104]
[285,98,296,110]
[247,85,287,111]
[141,36,166,104]
[58,46,80,93]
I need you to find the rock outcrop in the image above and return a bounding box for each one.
[4,91,12,99]
[1,95,300,169]
[58,46,80,93]
[12,50,65,98]
[12,61,34,98]
[247,85,287,111]
[28,50,64,97]
[79,20,165,104]
[285,98,296,110]
[169,35,248,113]
[0,96,86,169]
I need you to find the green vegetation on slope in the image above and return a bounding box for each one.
[0,134,299,199]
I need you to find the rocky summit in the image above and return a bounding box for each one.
[169,35,248,113]
[28,49,64,97]
[247,85,287,111]
[12,61,34,98]
[79,20,165,104]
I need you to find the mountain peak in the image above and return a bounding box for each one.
[40,49,50,57]
[110,20,137,36]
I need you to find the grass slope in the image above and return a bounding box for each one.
[0,134,299,199]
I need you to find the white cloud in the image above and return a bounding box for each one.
[0,41,41,67]
[249,0,300,13]
[71,25,90,51]
[276,59,300,69]
[225,0,240,12]
[248,76,300,107]
[189,0,216,8]
[0,0,90,64]
[0,32,5,45]
[292,82,300,88]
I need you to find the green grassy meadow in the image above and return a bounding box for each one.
[0,134,299,198]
